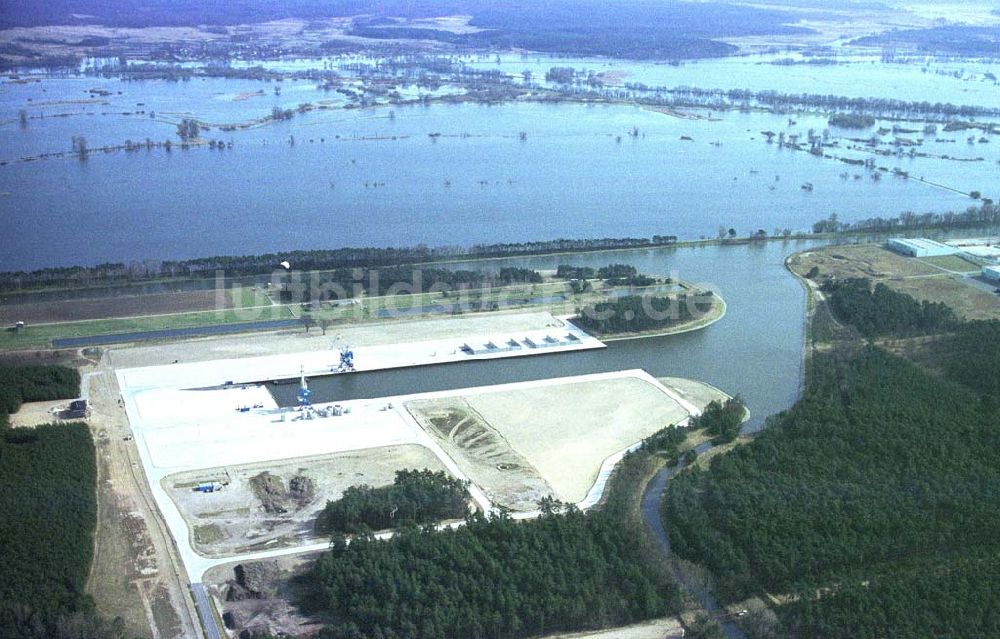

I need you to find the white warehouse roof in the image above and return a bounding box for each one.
[887,238,958,257]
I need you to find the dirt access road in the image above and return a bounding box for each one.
[85,362,203,639]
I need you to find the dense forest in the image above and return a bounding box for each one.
[0,423,125,639]
[304,500,679,639]
[944,320,1000,398]
[0,365,80,427]
[574,293,711,334]
[665,346,1000,637]
[822,277,956,337]
[315,469,470,535]
[301,413,694,638]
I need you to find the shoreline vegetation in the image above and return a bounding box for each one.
[3,199,997,295]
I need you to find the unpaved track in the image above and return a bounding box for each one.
[641,453,746,639]
[87,359,203,639]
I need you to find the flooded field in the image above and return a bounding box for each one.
[1,53,997,270]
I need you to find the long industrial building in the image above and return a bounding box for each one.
[887,238,959,258]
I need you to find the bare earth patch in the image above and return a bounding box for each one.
[407,397,556,511]
[465,376,689,502]
[888,276,1000,321]
[163,445,447,557]
[788,244,942,280]
[7,399,70,428]
[542,618,683,639]
[409,375,691,506]
[0,290,223,324]
[658,376,731,409]
[789,244,1000,321]
[203,553,323,639]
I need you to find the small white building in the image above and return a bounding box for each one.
[887,238,959,258]
[983,265,1000,282]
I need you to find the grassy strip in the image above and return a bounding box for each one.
[0,305,296,348]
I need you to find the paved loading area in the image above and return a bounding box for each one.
[116,319,602,391]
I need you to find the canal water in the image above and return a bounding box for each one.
[271,240,819,431]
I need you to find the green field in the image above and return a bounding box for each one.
[0,304,296,348]
[919,254,981,272]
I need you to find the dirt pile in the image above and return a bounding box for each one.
[249,472,315,514]
[288,475,315,502]
[226,561,279,601]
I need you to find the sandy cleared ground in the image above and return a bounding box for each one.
[85,366,200,639]
[410,374,692,504]
[888,276,1000,321]
[164,445,448,557]
[407,396,557,511]
[467,376,691,502]
[108,310,571,369]
[202,551,325,638]
[543,618,684,639]
[659,376,731,409]
[788,244,942,280]
[6,398,73,427]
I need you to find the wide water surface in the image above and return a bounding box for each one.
[271,240,818,432]
[2,88,988,271]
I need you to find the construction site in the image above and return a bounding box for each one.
[90,308,731,637]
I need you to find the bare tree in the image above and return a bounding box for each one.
[71,135,88,160]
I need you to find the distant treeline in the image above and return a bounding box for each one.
[0,423,127,639]
[827,113,876,129]
[641,86,1000,120]
[291,266,542,303]
[2,0,808,60]
[0,236,678,292]
[315,469,470,535]
[0,365,80,427]
[812,201,998,234]
[851,26,1000,58]
[556,263,656,287]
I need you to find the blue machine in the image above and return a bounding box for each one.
[338,346,355,372]
[298,366,312,407]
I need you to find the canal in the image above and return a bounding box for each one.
[271,240,823,431]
